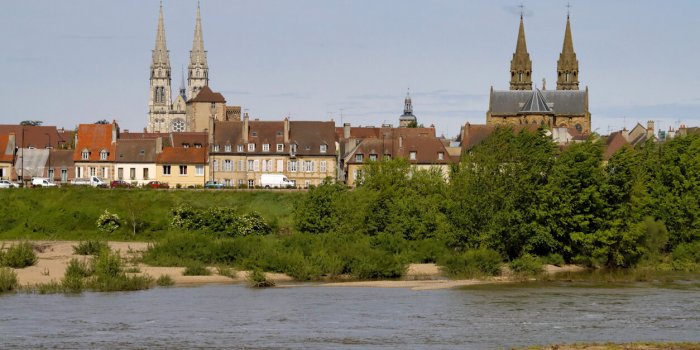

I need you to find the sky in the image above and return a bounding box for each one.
[2,0,699,137]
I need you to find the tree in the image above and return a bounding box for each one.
[95,119,110,125]
[20,120,42,126]
[294,179,347,234]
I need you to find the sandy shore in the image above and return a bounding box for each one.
[2,240,584,290]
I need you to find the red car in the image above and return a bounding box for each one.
[145,181,169,189]
[110,180,131,188]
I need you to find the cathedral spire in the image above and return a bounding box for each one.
[187,1,209,100]
[148,1,174,133]
[557,13,579,90]
[152,1,170,67]
[510,15,532,90]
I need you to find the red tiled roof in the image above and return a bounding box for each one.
[188,86,226,103]
[156,147,207,164]
[73,124,116,162]
[0,125,67,149]
[603,131,631,160]
[346,128,449,165]
[0,134,12,162]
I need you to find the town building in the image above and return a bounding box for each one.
[73,122,118,181]
[156,146,208,188]
[114,138,162,186]
[487,14,591,134]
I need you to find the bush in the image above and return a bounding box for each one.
[183,262,211,276]
[73,240,109,255]
[510,254,543,276]
[170,205,272,237]
[2,242,38,268]
[217,266,237,279]
[247,268,274,288]
[540,253,565,267]
[351,250,405,279]
[156,274,174,287]
[0,267,18,293]
[96,210,121,234]
[440,248,502,278]
[65,258,91,278]
[670,242,700,271]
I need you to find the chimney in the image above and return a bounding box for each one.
[8,132,16,151]
[112,121,119,143]
[343,123,351,139]
[208,115,215,145]
[284,117,290,143]
[243,113,249,143]
[123,129,129,134]
[647,120,655,139]
[156,136,163,154]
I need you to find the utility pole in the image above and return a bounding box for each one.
[21,127,24,186]
[45,133,52,182]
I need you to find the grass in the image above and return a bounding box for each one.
[182,262,211,276]
[156,274,174,287]
[1,242,38,268]
[0,188,300,241]
[0,267,18,293]
[73,240,109,255]
[247,268,274,288]
[217,265,237,279]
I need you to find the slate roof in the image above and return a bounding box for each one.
[115,139,158,163]
[520,89,553,114]
[171,132,208,148]
[489,89,587,115]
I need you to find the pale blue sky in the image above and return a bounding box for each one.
[2,0,699,137]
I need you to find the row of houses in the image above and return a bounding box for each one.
[1,118,697,188]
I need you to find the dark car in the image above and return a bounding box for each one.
[204,180,224,189]
[145,181,169,189]
[110,180,131,188]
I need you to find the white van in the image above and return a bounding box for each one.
[71,176,106,187]
[260,174,295,188]
[32,177,57,187]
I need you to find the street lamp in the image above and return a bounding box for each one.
[45,133,52,182]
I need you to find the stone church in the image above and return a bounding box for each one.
[487,14,591,134]
[147,3,210,133]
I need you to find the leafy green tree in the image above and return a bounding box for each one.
[20,120,42,126]
[294,179,347,234]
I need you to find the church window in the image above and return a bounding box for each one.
[518,73,522,82]
[172,119,185,132]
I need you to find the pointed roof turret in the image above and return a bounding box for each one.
[189,1,207,67]
[520,89,553,114]
[510,16,532,90]
[399,90,417,127]
[557,14,579,90]
[152,1,170,68]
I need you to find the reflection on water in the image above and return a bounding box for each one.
[1,280,699,349]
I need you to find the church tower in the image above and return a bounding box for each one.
[556,14,579,90]
[510,15,533,90]
[399,90,417,127]
[187,2,209,100]
[148,2,173,132]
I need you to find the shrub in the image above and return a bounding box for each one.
[96,210,121,234]
[183,262,211,276]
[65,258,92,278]
[670,242,700,271]
[217,266,237,279]
[170,205,272,237]
[247,268,274,288]
[510,254,543,276]
[156,274,175,287]
[540,253,565,267]
[2,242,38,268]
[0,267,18,293]
[91,249,122,278]
[351,250,406,280]
[34,281,64,294]
[73,240,109,255]
[440,248,502,278]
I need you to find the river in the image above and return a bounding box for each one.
[1,280,699,349]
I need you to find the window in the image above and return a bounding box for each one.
[409,151,417,160]
[384,154,391,160]
[237,145,243,152]
[248,160,254,171]
[238,179,244,186]
[212,159,218,171]
[183,144,190,149]
[320,144,328,153]
[195,165,204,176]
[48,169,54,182]
[277,159,284,173]
[224,160,232,171]
[238,160,244,172]
[263,144,270,152]
[100,150,107,160]
[262,160,272,172]
[162,165,171,175]
[129,168,135,180]
[248,179,254,188]
[82,150,89,160]
[103,167,109,179]
[276,144,284,152]
[213,145,220,152]
[118,167,124,179]
[251,132,257,137]
[61,169,67,183]
[369,154,377,161]
[438,152,444,160]
[225,144,232,152]
[194,143,202,148]
[253,160,260,171]
[288,160,297,172]
[290,144,297,154]
[320,161,327,173]
[76,167,82,178]
[143,168,149,180]
[179,165,187,175]
[304,180,310,189]
[355,154,363,162]
[90,167,96,177]
[248,143,255,152]
[303,160,314,172]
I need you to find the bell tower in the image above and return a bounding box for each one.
[148,2,173,132]
[557,13,579,90]
[187,2,209,100]
[510,14,533,90]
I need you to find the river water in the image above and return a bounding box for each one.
[1,280,699,349]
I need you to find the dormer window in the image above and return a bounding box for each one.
[251,132,257,137]
[355,154,363,162]
[225,144,232,152]
[213,144,220,152]
[290,144,297,154]
[82,150,90,160]
[139,149,145,156]
[276,131,282,136]
[248,143,255,152]
[276,144,284,152]
[438,152,444,160]
[369,154,377,161]
[194,143,202,148]
[263,144,270,152]
[409,151,417,160]
[237,145,243,152]
[182,143,190,148]
[320,144,328,153]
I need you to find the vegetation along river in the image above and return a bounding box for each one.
[1,280,699,349]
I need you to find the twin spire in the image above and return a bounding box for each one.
[509,10,579,91]
[152,2,169,67]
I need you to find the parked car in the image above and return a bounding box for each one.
[204,180,224,189]
[145,181,169,189]
[0,180,20,188]
[32,177,57,187]
[71,176,107,188]
[110,180,131,188]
